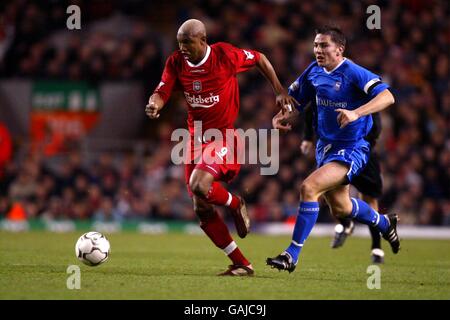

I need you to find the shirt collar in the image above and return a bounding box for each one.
[186,45,211,68]
[323,57,347,74]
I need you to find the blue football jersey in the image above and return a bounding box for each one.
[289,58,389,142]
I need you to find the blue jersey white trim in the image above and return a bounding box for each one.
[322,58,347,74]
[288,59,389,143]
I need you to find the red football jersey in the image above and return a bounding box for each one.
[153,42,261,135]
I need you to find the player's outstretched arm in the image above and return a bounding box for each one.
[256,53,299,113]
[145,93,165,119]
[336,89,395,128]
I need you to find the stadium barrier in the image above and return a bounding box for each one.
[1,219,450,239]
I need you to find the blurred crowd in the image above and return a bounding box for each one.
[0,148,196,223]
[0,0,164,92]
[0,0,449,225]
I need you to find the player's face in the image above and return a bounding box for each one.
[177,33,206,64]
[313,34,344,70]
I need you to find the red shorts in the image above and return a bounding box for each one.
[184,135,242,197]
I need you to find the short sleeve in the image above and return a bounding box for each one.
[288,67,315,112]
[348,62,389,98]
[220,42,260,73]
[153,54,179,104]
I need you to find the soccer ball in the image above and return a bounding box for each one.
[75,231,110,266]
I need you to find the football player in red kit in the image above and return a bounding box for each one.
[146,19,296,276]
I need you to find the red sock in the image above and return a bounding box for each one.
[227,245,250,267]
[200,211,250,266]
[205,182,240,209]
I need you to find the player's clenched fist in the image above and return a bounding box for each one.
[145,101,160,119]
[335,108,359,128]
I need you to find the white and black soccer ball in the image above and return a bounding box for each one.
[75,231,110,266]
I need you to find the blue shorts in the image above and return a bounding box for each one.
[315,139,370,183]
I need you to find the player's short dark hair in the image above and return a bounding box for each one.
[315,26,346,48]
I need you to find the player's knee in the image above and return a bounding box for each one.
[300,181,318,201]
[189,178,211,198]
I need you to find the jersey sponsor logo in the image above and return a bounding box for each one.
[193,80,202,92]
[316,97,348,109]
[184,92,220,108]
[243,50,255,60]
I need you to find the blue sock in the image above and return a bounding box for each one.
[351,198,389,234]
[285,202,319,264]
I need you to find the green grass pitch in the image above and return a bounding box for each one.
[1,231,449,299]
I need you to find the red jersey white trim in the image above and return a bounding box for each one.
[186,46,211,68]
[153,42,261,135]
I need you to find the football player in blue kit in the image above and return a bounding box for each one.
[267,26,399,273]
[301,105,386,264]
